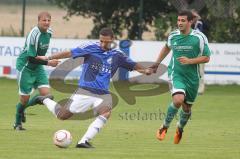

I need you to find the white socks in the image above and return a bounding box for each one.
[43,98,59,117]
[43,98,108,144]
[78,115,107,144]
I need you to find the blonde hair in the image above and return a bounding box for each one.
[38,12,51,21]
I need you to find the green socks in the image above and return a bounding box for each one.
[15,103,25,125]
[163,102,191,130]
[163,103,179,127]
[24,94,39,109]
[15,94,40,125]
[178,109,191,129]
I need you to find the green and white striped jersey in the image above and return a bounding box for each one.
[167,29,211,80]
[16,26,53,71]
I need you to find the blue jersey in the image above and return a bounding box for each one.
[71,42,136,94]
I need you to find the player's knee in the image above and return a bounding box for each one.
[172,94,185,107]
[173,98,184,107]
[39,87,50,96]
[20,97,30,105]
[21,101,28,106]
[96,105,112,119]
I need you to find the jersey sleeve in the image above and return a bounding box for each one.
[27,45,37,57]
[166,36,171,48]
[199,32,211,57]
[70,42,94,59]
[203,43,211,57]
[26,28,41,57]
[117,52,136,71]
[166,30,179,48]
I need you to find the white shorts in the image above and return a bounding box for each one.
[67,88,112,114]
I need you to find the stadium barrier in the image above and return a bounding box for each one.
[0,37,239,84]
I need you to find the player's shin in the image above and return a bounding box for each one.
[178,108,191,129]
[163,102,179,127]
[78,115,107,144]
[24,94,39,109]
[15,103,24,125]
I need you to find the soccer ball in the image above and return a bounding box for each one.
[53,130,72,148]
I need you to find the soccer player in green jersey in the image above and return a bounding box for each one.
[14,12,58,130]
[151,10,211,144]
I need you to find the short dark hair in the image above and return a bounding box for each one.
[178,10,193,21]
[99,27,114,38]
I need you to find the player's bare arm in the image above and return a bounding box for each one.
[134,63,153,75]
[47,59,59,67]
[177,56,210,65]
[35,51,71,61]
[48,51,72,60]
[150,45,171,73]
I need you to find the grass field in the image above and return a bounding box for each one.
[0,78,239,159]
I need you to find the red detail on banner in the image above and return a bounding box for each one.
[3,66,11,74]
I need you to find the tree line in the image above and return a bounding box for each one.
[49,0,240,43]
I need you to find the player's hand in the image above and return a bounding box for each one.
[149,62,159,73]
[144,68,153,75]
[177,56,191,64]
[36,56,48,61]
[47,59,59,67]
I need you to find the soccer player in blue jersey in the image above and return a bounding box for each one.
[36,27,152,148]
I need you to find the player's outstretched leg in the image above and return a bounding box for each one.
[35,94,64,117]
[35,94,54,105]
[15,94,46,126]
[36,95,73,120]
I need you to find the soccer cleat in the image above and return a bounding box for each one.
[76,141,94,148]
[174,127,183,144]
[156,125,168,141]
[35,94,54,105]
[13,124,26,131]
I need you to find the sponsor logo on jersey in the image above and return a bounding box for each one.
[173,45,193,51]
[39,42,49,49]
[90,62,112,73]
[107,57,112,64]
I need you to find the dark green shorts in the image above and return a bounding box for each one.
[17,67,49,95]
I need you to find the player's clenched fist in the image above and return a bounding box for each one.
[47,59,59,67]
